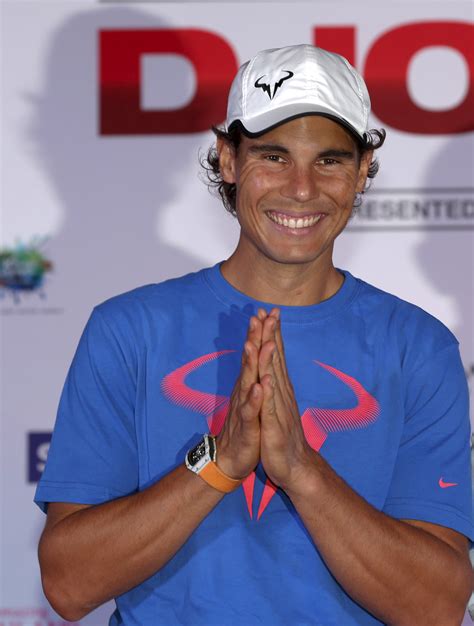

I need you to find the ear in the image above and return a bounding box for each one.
[217,137,237,184]
[356,150,373,193]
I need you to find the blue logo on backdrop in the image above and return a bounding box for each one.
[28,432,52,483]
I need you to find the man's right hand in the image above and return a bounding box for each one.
[38,311,268,620]
[215,311,266,479]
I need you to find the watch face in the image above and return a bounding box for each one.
[188,440,207,467]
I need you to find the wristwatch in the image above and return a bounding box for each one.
[185,434,243,493]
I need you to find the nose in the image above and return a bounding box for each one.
[280,164,319,203]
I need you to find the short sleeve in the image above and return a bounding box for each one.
[383,343,473,541]
[34,307,138,512]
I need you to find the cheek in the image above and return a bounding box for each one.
[236,166,274,209]
[327,171,360,201]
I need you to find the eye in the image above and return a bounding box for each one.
[318,157,339,166]
[264,154,285,163]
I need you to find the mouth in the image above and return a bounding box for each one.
[265,210,324,230]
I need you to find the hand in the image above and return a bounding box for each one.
[215,310,267,479]
[259,309,316,492]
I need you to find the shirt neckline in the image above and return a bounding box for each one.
[202,262,359,324]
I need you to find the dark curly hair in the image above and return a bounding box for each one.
[200,122,386,217]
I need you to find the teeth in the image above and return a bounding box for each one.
[267,212,322,229]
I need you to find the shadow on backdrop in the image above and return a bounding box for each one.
[25,4,222,620]
[25,5,210,311]
[415,137,473,360]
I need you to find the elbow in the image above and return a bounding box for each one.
[429,559,473,626]
[41,571,92,622]
[447,556,474,626]
[38,536,96,622]
[391,559,473,626]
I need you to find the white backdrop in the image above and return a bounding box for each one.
[1,2,473,624]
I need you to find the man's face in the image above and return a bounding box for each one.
[218,115,372,268]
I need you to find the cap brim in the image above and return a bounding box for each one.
[228,104,366,142]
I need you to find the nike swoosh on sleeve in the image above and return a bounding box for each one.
[439,478,458,488]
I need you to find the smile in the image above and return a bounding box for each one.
[266,211,323,229]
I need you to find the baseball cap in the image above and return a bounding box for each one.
[226,44,370,141]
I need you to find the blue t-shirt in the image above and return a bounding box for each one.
[35,264,473,626]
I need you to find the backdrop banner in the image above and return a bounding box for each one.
[1,2,473,624]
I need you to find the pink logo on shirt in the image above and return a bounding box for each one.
[162,351,380,519]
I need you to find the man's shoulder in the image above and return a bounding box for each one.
[355,275,453,328]
[351,273,459,361]
[93,266,209,319]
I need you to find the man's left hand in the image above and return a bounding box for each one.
[258,308,317,493]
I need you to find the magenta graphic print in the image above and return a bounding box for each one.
[161,351,380,520]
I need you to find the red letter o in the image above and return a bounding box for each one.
[364,22,473,134]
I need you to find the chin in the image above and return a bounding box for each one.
[262,247,328,266]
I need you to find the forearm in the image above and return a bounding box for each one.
[287,453,472,626]
[39,464,224,620]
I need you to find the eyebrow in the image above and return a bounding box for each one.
[248,143,290,155]
[247,144,356,160]
[317,149,356,160]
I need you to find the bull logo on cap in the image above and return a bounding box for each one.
[254,70,294,100]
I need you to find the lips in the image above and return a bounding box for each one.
[265,210,325,230]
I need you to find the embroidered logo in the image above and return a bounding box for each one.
[254,70,294,100]
[162,351,380,519]
[439,477,458,488]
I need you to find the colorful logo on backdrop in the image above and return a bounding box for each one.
[28,432,52,483]
[0,239,53,302]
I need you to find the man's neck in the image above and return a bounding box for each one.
[220,247,344,307]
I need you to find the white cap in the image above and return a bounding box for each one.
[226,44,370,141]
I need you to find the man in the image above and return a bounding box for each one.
[36,45,473,625]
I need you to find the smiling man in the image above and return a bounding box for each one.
[36,45,473,626]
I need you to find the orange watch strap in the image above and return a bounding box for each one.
[199,461,243,493]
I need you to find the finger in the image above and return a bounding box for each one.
[260,373,277,422]
[261,316,287,378]
[240,340,259,401]
[271,309,284,357]
[258,339,276,380]
[259,334,293,424]
[257,308,268,321]
[273,320,290,380]
[263,310,289,381]
[259,340,286,406]
[268,307,280,320]
[262,313,277,344]
[240,382,263,422]
[247,315,263,351]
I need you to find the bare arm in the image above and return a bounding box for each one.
[39,466,223,621]
[38,314,264,621]
[286,454,472,626]
[257,309,473,626]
